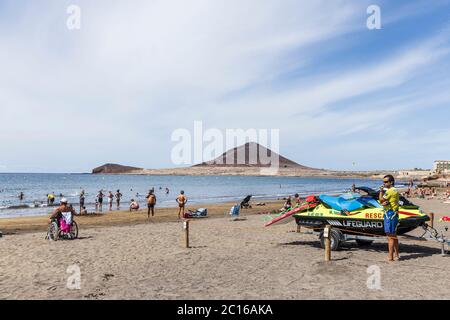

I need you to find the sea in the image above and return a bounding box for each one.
[0,173,388,218]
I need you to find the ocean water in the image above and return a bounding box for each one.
[0,173,384,218]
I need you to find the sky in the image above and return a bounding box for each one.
[0,0,449,173]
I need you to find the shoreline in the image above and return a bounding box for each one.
[0,180,425,220]
[0,199,284,235]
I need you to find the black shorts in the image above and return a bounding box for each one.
[147,204,155,209]
[98,198,103,203]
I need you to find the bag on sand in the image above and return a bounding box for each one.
[184,208,208,218]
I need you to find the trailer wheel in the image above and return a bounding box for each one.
[319,229,342,251]
[355,239,373,246]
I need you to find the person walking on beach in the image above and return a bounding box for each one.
[97,190,104,212]
[115,189,123,210]
[108,191,114,211]
[146,190,156,218]
[379,175,400,262]
[176,190,187,219]
[79,190,85,213]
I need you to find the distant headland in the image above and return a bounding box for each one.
[91,142,439,181]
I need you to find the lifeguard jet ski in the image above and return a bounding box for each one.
[266,187,431,250]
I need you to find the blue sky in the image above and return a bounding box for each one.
[0,0,449,172]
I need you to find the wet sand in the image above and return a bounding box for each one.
[0,200,281,235]
[0,198,449,300]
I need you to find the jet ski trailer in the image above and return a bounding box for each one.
[289,188,450,253]
[303,224,450,255]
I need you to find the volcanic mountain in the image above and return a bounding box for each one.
[193,142,314,169]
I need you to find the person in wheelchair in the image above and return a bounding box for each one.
[49,198,77,238]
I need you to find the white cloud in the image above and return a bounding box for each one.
[0,0,449,171]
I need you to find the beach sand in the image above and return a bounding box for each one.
[0,198,449,300]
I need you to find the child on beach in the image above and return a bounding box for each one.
[281,196,292,211]
[129,199,139,212]
[80,206,88,215]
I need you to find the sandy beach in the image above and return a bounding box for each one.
[1,197,449,300]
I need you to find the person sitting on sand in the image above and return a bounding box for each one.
[281,196,292,211]
[129,199,139,212]
[146,190,156,218]
[80,206,88,215]
[294,193,301,204]
[176,191,187,219]
[419,188,425,199]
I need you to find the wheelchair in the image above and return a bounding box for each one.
[46,216,79,241]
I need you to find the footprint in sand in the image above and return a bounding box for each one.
[102,273,115,281]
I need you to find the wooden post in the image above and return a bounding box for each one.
[429,212,434,229]
[324,225,331,262]
[183,219,190,248]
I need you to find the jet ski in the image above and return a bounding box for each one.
[266,187,431,250]
[292,187,429,236]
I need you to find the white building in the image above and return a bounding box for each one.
[433,160,450,173]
